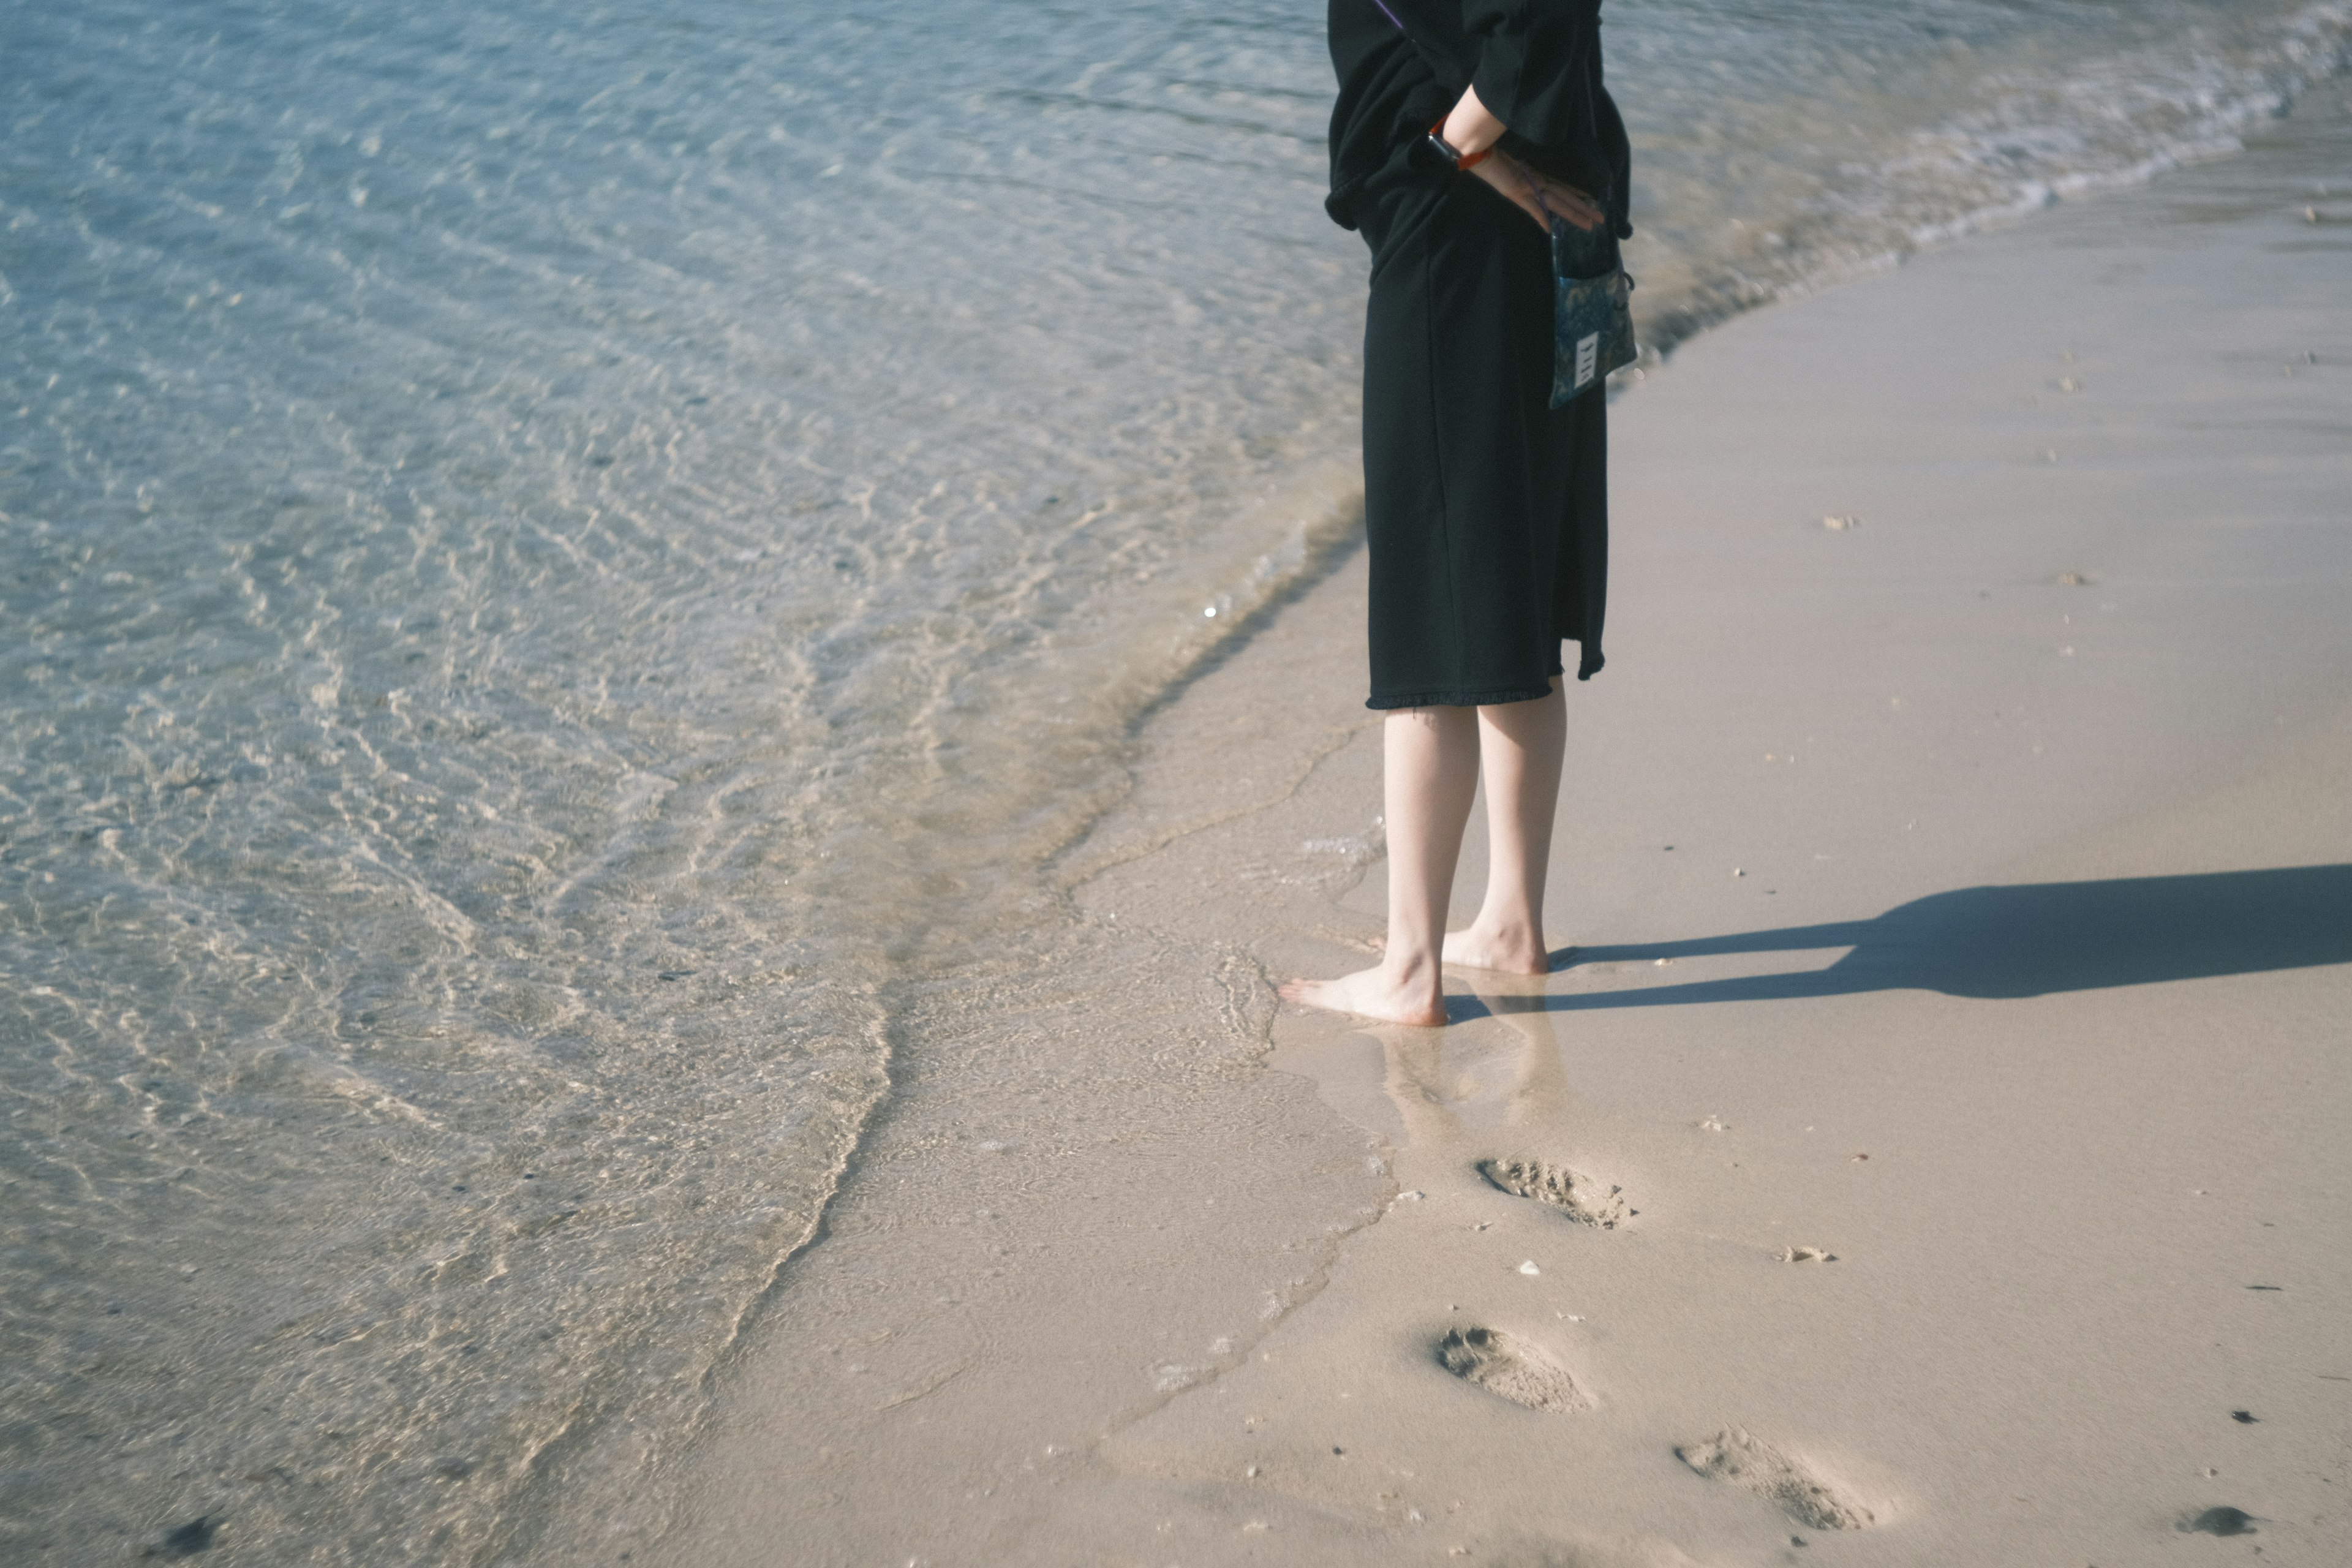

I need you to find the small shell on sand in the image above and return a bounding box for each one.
[2057,570,2090,586]
[1780,1246,1837,1264]
[1821,514,1860,530]
[1700,1115,1728,1132]
[1518,1260,1542,1276]
[2059,376,2082,392]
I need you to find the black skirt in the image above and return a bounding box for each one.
[1357,172,1608,709]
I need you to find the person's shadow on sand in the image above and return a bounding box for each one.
[1492,865,2352,1012]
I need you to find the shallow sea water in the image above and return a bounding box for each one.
[1,1,2346,1561]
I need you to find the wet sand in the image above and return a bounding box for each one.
[636,77,2352,1567]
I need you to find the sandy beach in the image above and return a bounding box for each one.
[14,8,2352,1565]
[625,76,2352,1568]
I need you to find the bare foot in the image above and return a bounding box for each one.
[1280,964,1447,1027]
[1441,922,1550,976]
[1373,924,1552,976]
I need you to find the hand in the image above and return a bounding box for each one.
[1469,147,1607,234]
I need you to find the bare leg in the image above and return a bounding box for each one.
[1444,678,1566,974]
[1281,705,1479,1026]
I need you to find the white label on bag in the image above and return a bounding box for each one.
[1576,332,1600,388]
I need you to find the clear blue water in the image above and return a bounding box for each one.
[2,1,2346,1561]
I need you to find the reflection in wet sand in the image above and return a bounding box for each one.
[1268,972,1590,1199]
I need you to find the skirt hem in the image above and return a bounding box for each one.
[1365,643,1604,709]
[1365,680,1558,711]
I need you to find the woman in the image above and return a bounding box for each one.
[1282,0,1632,1027]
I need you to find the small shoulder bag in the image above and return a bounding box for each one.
[1547,216,1635,407]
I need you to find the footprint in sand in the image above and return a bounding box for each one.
[1476,1158,1629,1228]
[1676,1428,1873,1531]
[1436,1327,1588,1414]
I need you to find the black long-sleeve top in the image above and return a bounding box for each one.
[1326,0,1632,239]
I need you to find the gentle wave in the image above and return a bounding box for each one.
[1619,0,2352,347]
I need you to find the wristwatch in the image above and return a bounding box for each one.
[1426,121,1493,172]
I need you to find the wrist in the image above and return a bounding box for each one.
[1442,86,1506,158]
[1427,121,1493,173]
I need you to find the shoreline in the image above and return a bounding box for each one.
[612,75,2351,1567]
[13,11,2352,1564]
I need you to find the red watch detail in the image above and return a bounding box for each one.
[1428,119,1493,172]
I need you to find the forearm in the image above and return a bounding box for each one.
[1434,74,1603,234]
[1440,84,1507,160]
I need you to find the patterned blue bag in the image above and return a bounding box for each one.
[1549,217,1635,407]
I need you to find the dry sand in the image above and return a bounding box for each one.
[636,77,2352,1568]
